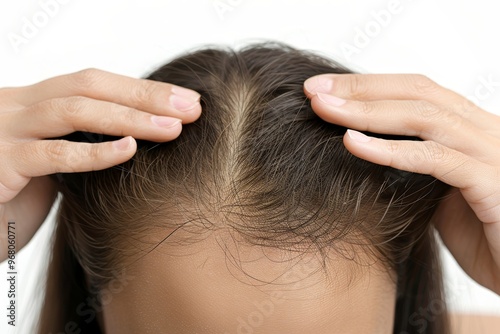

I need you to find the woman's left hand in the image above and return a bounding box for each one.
[304,73,500,295]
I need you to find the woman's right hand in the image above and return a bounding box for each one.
[0,69,201,261]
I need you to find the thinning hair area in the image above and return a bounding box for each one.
[39,43,451,334]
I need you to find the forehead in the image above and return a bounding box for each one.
[101,229,396,333]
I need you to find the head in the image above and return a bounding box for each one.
[39,43,450,334]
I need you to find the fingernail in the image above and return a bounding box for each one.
[304,76,333,94]
[170,95,199,112]
[316,92,346,106]
[171,85,201,101]
[151,116,182,128]
[347,129,371,143]
[113,136,132,151]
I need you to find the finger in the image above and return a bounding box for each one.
[304,73,464,103]
[342,129,495,191]
[9,137,137,178]
[311,94,500,160]
[8,97,183,142]
[13,69,201,123]
[304,74,496,130]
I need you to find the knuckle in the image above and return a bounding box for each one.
[65,150,82,171]
[347,74,369,98]
[108,104,139,135]
[45,140,85,171]
[422,141,446,161]
[358,101,375,115]
[72,68,103,90]
[411,101,441,136]
[131,80,161,105]
[455,99,477,120]
[120,105,140,123]
[387,140,400,154]
[385,141,412,170]
[85,142,101,161]
[45,140,69,162]
[443,109,464,130]
[61,96,90,119]
[410,74,439,95]
[413,100,441,119]
[98,117,113,132]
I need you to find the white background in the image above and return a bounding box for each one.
[1,0,500,333]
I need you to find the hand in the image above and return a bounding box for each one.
[304,73,500,295]
[0,69,201,261]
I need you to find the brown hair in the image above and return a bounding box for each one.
[38,43,450,333]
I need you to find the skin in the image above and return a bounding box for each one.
[0,70,499,332]
[102,229,396,334]
[449,313,500,334]
[0,68,201,261]
[304,73,500,296]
